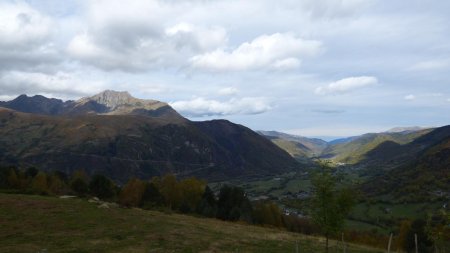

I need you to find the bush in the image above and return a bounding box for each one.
[89,174,115,200]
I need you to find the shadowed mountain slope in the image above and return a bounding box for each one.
[320,129,432,164]
[360,125,450,201]
[0,92,300,182]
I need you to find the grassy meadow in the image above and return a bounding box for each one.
[0,193,383,253]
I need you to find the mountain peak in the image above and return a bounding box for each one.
[74,90,184,118]
[1,91,184,119]
[86,90,136,108]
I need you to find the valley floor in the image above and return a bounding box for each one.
[0,193,383,253]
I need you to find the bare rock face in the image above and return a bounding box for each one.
[84,90,136,109]
[75,90,171,116]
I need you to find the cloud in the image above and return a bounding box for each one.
[170,97,272,117]
[298,0,371,19]
[315,76,378,95]
[190,33,322,71]
[408,59,449,71]
[404,94,415,100]
[165,22,227,52]
[66,0,228,71]
[218,87,239,96]
[0,2,60,71]
[0,71,106,100]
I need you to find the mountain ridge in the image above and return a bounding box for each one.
[0,90,183,120]
[0,92,300,182]
[258,130,328,161]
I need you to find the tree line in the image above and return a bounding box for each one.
[1,165,447,252]
[0,166,315,233]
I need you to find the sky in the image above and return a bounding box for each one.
[0,0,449,138]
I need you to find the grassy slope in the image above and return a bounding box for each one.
[321,130,431,164]
[0,193,382,253]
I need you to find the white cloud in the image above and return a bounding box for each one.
[0,2,60,71]
[66,0,229,71]
[408,59,449,71]
[0,95,17,101]
[298,0,371,19]
[170,97,272,117]
[190,33,323,71]
[404,94,415,100]
[0,71,106,99]
[165,22,228,52]
[218,87,239,96]
[0,2,53,48]
[315,76,378,95]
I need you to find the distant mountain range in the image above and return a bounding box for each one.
[1,91,448,198]
[257,131,327,162]
[0,91,300,182]
[0,90,182,119]
[259,127,449,201]
[259,128,435,164]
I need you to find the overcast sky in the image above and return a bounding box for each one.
[1,0,449,138]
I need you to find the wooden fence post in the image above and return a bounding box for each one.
[342,232,347,253]
[296,240,299,253]
[387,233,393,253]
[415,233,418,253]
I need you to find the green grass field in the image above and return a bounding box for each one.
[0,193,383,253]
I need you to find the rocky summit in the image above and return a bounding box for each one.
[0,90,183,120]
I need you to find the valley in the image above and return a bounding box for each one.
[1,91,448,252]
[2,1,450,252]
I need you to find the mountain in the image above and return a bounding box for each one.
[0,92,300,182]
[0,90,183,120]
[360,125,450,201]
[320,129,432,164]
[0,94,68,115]
[258,131,328,161]
[327,136,359,145]
[385,126,427,133]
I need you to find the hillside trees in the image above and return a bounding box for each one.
[253,201,284,227]
[403,219,433,253]
[141,181,165,208]
[31,172,49,195]
[426,209,450,252]
[216,185,253,222]
[70,170,89,196]
[310,162,355,253]
[196,186,217,217]
[0,165,367,247]
[119,178,147,207]
[89,174,116,200]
